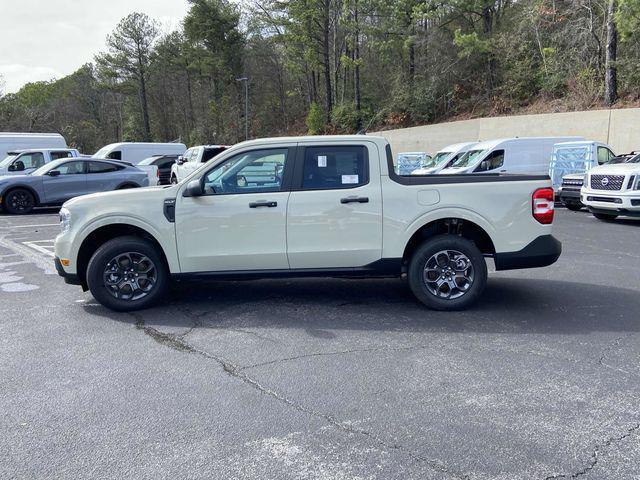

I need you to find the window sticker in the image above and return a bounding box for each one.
[318,155,327,167]
[342,174,359,184]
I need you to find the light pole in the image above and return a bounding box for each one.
[236,77,249,141]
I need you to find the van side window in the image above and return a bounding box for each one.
[50,151,72,161]
[14,152,45,170]
[301,146,368,190]
[597,147,614,165]
[107,151,122,160]
[477,150,505,172]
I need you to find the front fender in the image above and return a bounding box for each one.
[75,214,179,273]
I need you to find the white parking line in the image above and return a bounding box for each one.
[11,223,60,229]
[22,240,55,258]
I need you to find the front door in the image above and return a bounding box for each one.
[41,160,87,203]
[175,146,295,273]
[286,142,383,269]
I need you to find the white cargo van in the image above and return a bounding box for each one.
[0,132,67,160]
[93,142,187,165]
[439,137,584,175]
[412,142,478,174]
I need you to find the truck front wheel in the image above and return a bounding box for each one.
[86,236,169,312]
[408,235,487,311]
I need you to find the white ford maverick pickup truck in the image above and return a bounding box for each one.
[55,136,561,312]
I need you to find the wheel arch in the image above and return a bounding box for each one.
[115,182,140,190]
[76,223,170,289]
[1,184,42,207]
[402,217,496,266]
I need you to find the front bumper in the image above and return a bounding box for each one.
[557,187,581,202]
[494,235,562,271]
[581,188,640,214]
[54,257,82,286]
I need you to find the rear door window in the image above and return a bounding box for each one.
[88,161,121,173]
[50,151,73,161]
[301,146,368,190]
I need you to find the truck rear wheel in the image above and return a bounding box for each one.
[86,236,169,312]
[408,235,487,311]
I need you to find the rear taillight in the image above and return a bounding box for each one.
[533,187,554,224]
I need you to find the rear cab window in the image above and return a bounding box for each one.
[300,146,368,190]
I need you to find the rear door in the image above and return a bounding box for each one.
[286,142,383,269]
[41,160,88,203]
[85,161,126,192]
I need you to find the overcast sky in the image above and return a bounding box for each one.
[0,0,190,94]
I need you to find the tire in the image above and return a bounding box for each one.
[408,235,488,311]
[86,236,169,312]
[117,183,138,190]
[564,202,583,211]
[593,212,618,221]
[3,188,36,214]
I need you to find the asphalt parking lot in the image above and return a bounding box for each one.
[1,207,639,479]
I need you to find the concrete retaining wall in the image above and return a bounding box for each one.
[372,108,640,156]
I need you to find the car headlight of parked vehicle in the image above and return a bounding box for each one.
[634,175,640,190]
[59,207,71,234]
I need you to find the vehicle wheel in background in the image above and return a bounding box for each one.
[564,202,583,211]
[86,236,169,312]
[408,234,487,311]
[3,188,35,215]
[593,212,618,221]
[117,183,138,190]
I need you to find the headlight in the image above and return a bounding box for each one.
[59,207,71,234]
[634,176,640,190]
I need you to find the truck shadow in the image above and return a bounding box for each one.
[84,277,640,336]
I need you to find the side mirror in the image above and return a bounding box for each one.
[7,164,16,172]
[47,170,61,177]
[479,161,489,172]
[182,179,204,197]
[176,156,185,165]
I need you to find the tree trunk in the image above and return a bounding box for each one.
[354,0,362,130]
[604,0,618,107]
[323,0,333,124]
[139,73,151,141]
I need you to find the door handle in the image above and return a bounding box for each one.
[340,196,369,204]
[249,201,278,208]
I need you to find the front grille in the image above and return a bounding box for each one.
[590,174,625,191]
[562,179,583,187]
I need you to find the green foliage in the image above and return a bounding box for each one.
[306,102,325,134]
[453,30,491,58]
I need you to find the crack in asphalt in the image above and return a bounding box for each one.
[129,313,468,480]
[543,423,640,479]
[597,334,638,377]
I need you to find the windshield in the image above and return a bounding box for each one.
[0,154,19,168]
[451,149,486,168]
[31,161,60,176]
[138,156,161,165]
[421,151,451,169]
[93,147,110,158]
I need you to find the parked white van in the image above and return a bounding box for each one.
[439,137,584,175]
[0,132,67,160]
[412,142,478,174]
[93,142,187,165]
